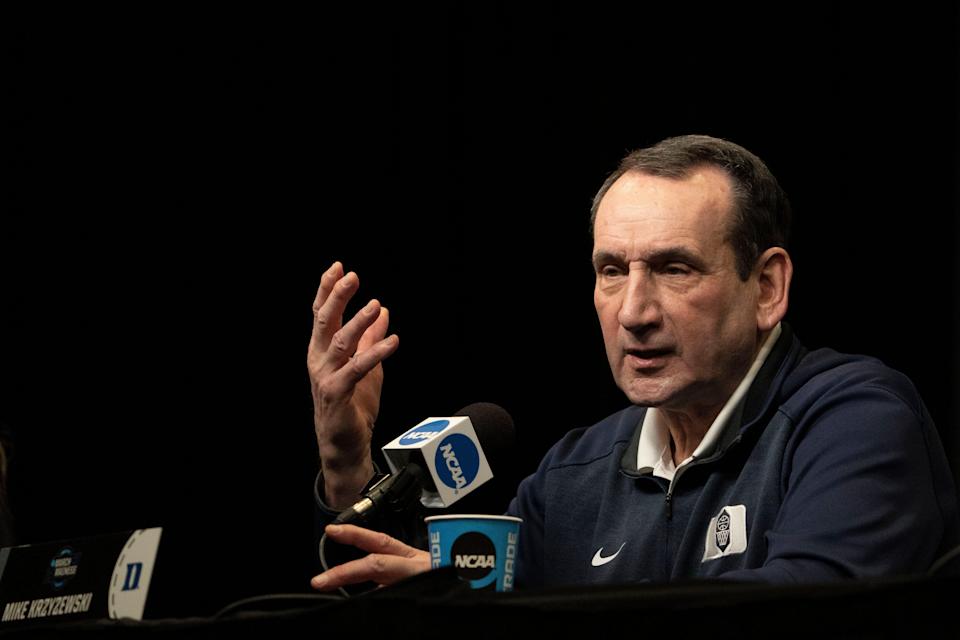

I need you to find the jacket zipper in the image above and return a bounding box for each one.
[663,435,743,522]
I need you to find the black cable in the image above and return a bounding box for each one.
[319,531,354,598]
[213,592,342,620]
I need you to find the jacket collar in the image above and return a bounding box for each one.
[619,323,803,474]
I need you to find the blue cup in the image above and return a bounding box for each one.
[425,515,522,592]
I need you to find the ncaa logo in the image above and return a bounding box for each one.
[451,531,497,590]
[715,509,731,552]
[399,420,450,445]
[434,434,480,490]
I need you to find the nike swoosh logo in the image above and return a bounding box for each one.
[591,542,626,567]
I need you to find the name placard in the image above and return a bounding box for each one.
[0,527,162,628]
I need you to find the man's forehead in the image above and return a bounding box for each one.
[594,167,734,234]
[592,167,736,261]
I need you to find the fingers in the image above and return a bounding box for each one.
[311,264,359,352]
[310,262,350,351]
[331,332,399,395]
[318,312,399,397]
[312,261,343,319]
[311,525,430,592]
[324,297,380,365]
[357,305,390,353]
[310,263,394,361]
[308,262,400,391]
[333,306,399,388]
[324,524,420,556]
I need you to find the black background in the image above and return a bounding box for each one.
[4,6,958,618]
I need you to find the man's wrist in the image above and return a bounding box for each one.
[320,458,376,511]
[314,463,385,514]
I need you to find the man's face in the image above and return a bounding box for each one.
[593,167,761,413]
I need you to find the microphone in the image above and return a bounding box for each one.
[382,402,514,509]
[331,463,426,526]
[320,403,515,596]
[333,402,515,526]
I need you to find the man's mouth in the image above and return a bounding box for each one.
[624,348,673,369]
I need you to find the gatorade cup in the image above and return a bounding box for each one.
[425,515,522,592]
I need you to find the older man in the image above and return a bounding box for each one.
[308,135,958,591]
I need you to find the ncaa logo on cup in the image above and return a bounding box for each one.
[433,433,480,490]
[399,420,450,445]
[451,532,497,590]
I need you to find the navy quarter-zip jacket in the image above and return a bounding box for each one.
[507,325,959,587]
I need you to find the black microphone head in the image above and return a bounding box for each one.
[452,402,517,514]
[455,402,515,465]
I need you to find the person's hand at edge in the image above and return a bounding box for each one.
[311,524,430,591]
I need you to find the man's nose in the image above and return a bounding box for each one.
[617,269,662,331]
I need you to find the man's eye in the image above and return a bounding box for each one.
[663,264,690,276]
[599,266,624,277]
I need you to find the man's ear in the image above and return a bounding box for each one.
[754,247,792,331]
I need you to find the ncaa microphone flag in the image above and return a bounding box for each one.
[382,416,493,508]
